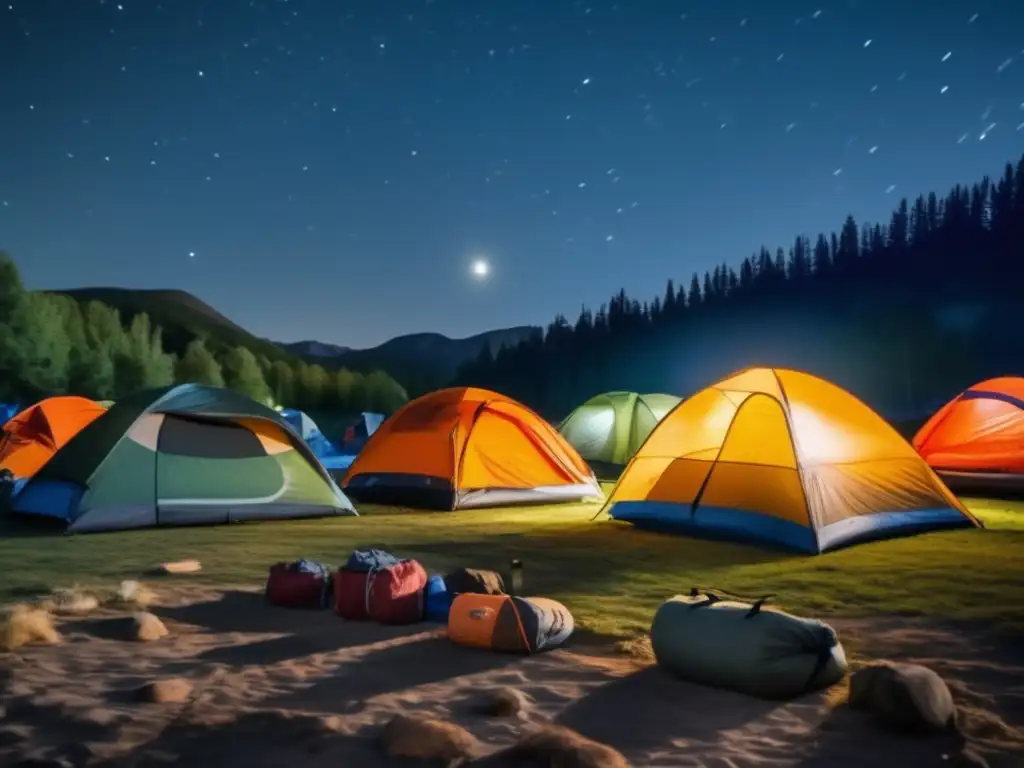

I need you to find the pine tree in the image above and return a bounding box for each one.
[221,346,271,403]
[176,339,225,387]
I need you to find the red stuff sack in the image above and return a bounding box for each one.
[334,568,371,620]
[367,560,428,625]
[265,561,332,609]
[333,560,428,624]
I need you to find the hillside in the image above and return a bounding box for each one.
[282,326,539,395]
[52,286,537,394]
[54,287,294,363]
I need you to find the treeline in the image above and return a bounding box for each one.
[0,256,408,413]
[456,154,1024,418]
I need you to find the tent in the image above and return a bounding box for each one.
[559,392,681,476]
[0,396,108,485]
[343,387,604,510]
[0,403,20,426]
[913,377,1024,494]
[341,411,385,453]
[603,367,980,553]
[13,384,356,533]
[280,408,341,459]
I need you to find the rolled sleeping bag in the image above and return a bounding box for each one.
[650,592,848,700]
[448,593,574,653]
[424,574,454,623]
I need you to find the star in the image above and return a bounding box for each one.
[188,251,195,258]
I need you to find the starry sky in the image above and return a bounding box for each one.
[2,1,1022,349]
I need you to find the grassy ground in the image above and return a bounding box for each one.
[1,496,1022,639]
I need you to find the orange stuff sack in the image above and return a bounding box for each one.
[447,593,574,654]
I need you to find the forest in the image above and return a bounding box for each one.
[456,154,1024,421]
[0,256,409,415]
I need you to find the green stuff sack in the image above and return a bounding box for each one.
[650,591,848,700]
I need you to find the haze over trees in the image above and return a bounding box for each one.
[0,255,408,414]
[456,154,1024,420]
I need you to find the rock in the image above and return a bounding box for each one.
[131,612,168,642]
[379,713,479,764]
[502,725,629,768]
[137,678,192,704]
[156,559,202,575]
[953,747,989,767]
[848,662,956,733]
[479,687,530,717]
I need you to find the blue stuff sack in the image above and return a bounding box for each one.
[423,574,453,623]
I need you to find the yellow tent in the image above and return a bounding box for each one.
[602,367,980,553]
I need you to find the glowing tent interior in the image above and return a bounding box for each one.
[602,367,980,553]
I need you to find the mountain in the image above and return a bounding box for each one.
[285,340,351,358]
[282,326,539,394]
[54,286,538,393]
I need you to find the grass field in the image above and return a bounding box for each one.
[1,496,1022,640]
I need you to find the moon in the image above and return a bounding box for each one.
[470,258,490,279]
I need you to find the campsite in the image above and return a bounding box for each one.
[1,366,1024,766]
[5,2,1024,763]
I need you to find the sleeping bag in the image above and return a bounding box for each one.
[448,594,574,653]
[264,560,333,609]
[650,592,848,700]
[444,567,506,596]
[334,558,428,624]
[424,574,453,623]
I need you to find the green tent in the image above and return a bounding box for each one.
[559,392,681,477]
[13,383,357,533]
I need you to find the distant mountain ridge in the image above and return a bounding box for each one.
[52,286,537,394]
[281,326,539,394]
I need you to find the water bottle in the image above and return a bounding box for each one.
[510,559,523,596]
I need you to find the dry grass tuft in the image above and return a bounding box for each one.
[0,603,61,651]
[39,586,100,616]
[107,580,158,610]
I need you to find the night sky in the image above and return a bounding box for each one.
[2,1,1021,348]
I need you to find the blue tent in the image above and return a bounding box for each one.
[342,412,385,454]
[279,409,340,460]
[0,403,21,426]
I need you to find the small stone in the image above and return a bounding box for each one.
[156,559,201,575]
[131,612,168,642]
[504,725,629,768]
[137,678,192,704]
[479,686,530,717]
[379,713,479,763]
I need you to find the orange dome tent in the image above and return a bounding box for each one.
[602,367,979,553]
[343,387,604,510]
[0,396,108,481]
[913,377,1024,494]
